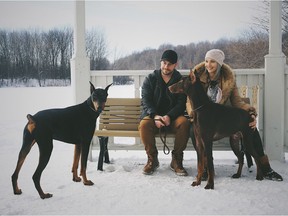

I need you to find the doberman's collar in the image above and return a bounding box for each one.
[87,96,102,114]
[192,104,205,112]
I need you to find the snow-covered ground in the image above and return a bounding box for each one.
[0,84,287,215]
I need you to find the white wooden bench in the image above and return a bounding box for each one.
[91,98,181,170]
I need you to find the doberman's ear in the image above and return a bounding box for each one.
[105,83,113,92]
[189,69,196,83]
[194,69,201,78]
[89,81,96,94]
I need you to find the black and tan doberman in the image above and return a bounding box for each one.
[169,73,264,190]
[12,82,112,199]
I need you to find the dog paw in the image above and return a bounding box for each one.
[13,188,22,195]
[191,181,200,187]
[256,175,264,181]
[84,180,94,186]
[40,193,53,199]
[73,176,81,182]
[232,173,241,178]
[204,184,214,189]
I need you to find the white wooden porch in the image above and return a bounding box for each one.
[71,0,287,161]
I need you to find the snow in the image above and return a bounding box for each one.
[1,84,288,215]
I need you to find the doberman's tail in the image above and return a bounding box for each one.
[26,114,36,134]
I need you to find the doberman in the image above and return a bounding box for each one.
[169,72,264,189]
[11,82,112,199]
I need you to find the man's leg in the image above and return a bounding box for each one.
[138,116,159,175]
[170,116,190,176]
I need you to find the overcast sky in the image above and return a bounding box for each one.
[0,0,265,60]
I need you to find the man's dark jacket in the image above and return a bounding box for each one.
[140,69,186,121]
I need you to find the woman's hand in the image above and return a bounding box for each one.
[248,107,257,130]
[249,114,257,130]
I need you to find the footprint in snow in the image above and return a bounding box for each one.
[105,165,116,172]
[122,165,133,172]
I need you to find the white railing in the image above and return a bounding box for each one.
[90,68,288,151]
[285,66,288,152]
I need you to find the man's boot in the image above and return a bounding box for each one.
[143,153,159,175]
[260,155,283,181]
[170,150,188,176]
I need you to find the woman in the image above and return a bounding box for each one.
[187,49,283,181]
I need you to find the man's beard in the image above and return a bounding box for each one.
[161,69,173,76]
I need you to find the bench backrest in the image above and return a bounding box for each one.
[99,98,142,131]
[99,97,251,131]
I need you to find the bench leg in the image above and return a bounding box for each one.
[103,137,110,163]
[97,136,110,171]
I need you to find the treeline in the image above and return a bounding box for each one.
[1,27,288,87]
[0,27,110,87]
[0,28,73,87]
[112,29,271,70]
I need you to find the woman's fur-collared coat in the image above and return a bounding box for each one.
[186,62,256,120]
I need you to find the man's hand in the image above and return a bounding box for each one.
[162,115,171,126]
[154,115,170,128]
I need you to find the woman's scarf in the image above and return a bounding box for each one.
[206,64,222,103]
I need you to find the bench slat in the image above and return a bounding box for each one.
[100,119,140,124]
[99,124,139,130]
[95,130,140,137]
[101,112,141,117]
[105,98,141,106]
[103,105,141,109]
[100,114,140,117]
[95,129,176,138]
[102,107,141,112]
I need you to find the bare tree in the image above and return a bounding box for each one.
[86,28,109,70]
[58,27,73,79]
[251,0,288,58]
[192,41,213,65]
[227,29,269,68]
[9,31,23,83]
[0,30,10,83]
[43,30,62,80]
[251,0,270,33]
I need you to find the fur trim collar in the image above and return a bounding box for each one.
[193,62,236,104]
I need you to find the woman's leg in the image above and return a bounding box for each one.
[253,129,283,181]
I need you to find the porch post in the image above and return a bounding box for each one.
[264,0,285,161]
[70,0,90,104]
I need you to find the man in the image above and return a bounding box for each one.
[139,50,190,176]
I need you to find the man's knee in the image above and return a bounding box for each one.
[175,116,189,129]
[139,117,154,130]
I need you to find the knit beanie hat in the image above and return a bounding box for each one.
[161,50,178,64]
[205,49,225,66]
